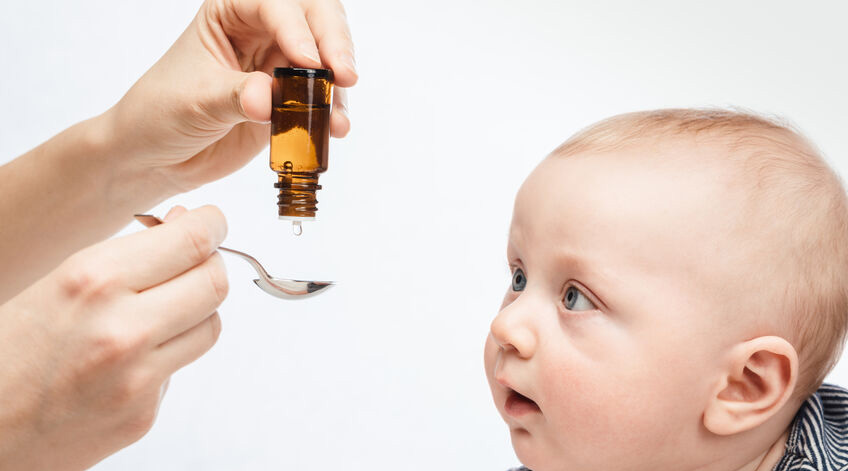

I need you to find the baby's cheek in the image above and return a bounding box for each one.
[540,354,680,462]
[541,358,613,432]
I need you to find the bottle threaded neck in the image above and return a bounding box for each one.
[274,172,322,218]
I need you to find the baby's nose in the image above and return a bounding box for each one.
[489,303,537,359]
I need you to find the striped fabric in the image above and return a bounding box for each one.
[507,383,848,471]
[774,383,848,471]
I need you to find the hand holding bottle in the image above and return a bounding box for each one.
[105,0,357,194]
[0,206,227,470]
[0,0,358,298]
[0,0,358,467]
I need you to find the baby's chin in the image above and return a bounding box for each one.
[509,427,561,471]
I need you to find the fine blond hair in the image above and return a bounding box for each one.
[553,108,848,398]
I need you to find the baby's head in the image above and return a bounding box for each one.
[484,109,848,470]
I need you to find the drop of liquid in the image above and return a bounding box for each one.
[292,221,303,236]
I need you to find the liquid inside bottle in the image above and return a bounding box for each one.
[270,68,333,224]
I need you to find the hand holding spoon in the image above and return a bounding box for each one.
[134,215,333,300]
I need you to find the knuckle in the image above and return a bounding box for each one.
[119,401,159,442]
[58,256,119,301]
[182,221,216,263]
[205,254,229,304]
[86,325,147,366]
[181,206,227,263]
[122,412,156,442]
[112,369,157,409]
[337,27,353,45]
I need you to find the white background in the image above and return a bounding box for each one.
[2,1,848,469]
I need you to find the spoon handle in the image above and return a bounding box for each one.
[216,247,271,280]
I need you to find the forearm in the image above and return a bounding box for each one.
[0,110,173,302]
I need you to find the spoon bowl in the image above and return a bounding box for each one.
[134,214,334,300]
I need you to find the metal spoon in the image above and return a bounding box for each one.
[134,214,333,300]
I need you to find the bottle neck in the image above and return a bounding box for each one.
[274,172,322,219]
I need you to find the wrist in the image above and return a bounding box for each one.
[81,107,179,210]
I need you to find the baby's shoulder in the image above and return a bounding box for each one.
[773,383,848,471]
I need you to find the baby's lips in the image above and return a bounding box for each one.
[495,374,528,397]
[494,372,513,391]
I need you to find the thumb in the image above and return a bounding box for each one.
[163,205,188,222]
[209,70,272,125]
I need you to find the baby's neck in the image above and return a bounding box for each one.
[738,429,789,471]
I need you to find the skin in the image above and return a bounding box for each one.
[484,141,802,471]
[0,0,355,469]
[0,0,356,301]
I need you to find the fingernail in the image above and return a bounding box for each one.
[340,91,349,114]
[341,52,357,76]
[300,42,321,65]
[337,104,349,120]
[164,205,186,221]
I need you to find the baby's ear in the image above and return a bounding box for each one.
[703,336,798,435]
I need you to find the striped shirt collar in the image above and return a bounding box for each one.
[774,383,848,471]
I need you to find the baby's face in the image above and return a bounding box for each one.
[484,145,764,470]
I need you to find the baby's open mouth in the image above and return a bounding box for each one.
[505,389,541,417]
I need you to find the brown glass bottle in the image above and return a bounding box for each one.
[270,67,334,229]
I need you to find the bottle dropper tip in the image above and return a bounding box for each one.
[292,220,303,236]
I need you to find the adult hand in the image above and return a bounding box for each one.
[0,206,227,471]
[0,0,355,299]
[107,0,357,193]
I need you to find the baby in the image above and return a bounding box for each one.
[484,109,848,471]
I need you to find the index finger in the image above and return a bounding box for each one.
[303,0,358,87]
[249,0,323,68]
[234,0,357,86]
[91,205,228,292]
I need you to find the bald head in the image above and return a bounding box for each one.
[551,109,848,397]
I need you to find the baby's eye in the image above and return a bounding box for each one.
[511,268,527,292]
[564,286,596,311]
